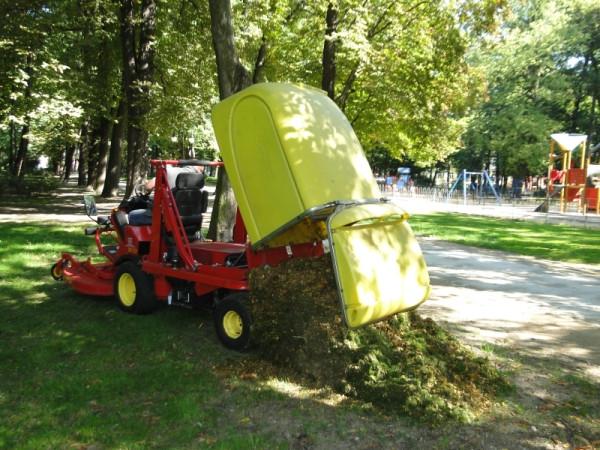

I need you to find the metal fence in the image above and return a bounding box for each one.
[381,185,556,208]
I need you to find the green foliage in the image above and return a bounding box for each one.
[0,172,59,196]
[260,0,506,165]
[410,212,600,264]
[458,0,600,178]
[1,0,510,177]
[365,144,401,175]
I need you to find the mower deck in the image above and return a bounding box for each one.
[60,254,114,297]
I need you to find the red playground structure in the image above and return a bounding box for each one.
[546,133,600,213]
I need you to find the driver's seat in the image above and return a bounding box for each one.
[171,172,209,239]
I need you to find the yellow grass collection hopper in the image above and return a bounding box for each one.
[212,83,430,328]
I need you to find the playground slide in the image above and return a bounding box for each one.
[534,190,561,213]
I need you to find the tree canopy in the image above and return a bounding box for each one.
[455,0,600,181]
[1,0,597,195]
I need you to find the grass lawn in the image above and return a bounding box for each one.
[409,213,600,264]
[1,220,598,448]
[0,223,291,449]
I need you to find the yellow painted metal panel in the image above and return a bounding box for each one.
[329,205,430,328]
[230,96,304,242]
[261,85,380,208]
[212,83,380,245]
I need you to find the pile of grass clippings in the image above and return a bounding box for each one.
[249,255,511,424]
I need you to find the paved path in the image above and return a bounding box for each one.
[419,239,600,380]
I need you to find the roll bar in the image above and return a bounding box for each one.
[150,159,224,167]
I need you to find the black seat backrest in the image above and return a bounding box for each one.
[112,210,129,240]
[172,172,206,237]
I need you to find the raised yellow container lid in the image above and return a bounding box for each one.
[212,83,380,246]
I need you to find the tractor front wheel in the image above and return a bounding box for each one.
[114,261,157,314]
[50,262,63,281]
[213,293,252,351]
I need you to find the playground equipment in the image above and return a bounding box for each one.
[542,133,600,214]
[447,169,500,205]
[51,83,430,350]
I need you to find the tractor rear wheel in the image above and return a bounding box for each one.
[213,293,252,351]
[114,261,157,314]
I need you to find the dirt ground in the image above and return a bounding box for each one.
[420,239,600,381]
[2,184,599,448]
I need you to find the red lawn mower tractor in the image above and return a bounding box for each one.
[51,159,322,350]
[52,83,430,351]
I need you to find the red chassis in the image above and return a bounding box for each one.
[52,159,323,349]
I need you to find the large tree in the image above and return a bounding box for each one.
[120,0,157,197]
[206,0,253,241]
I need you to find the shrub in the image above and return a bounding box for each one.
[0,172,60,197]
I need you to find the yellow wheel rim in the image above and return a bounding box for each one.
[118,273,136,307]
[52,265,62,278]
[222,311,243,339]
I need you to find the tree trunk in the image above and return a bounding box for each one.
[13,62,33,178]
[9,120,16,173]
[78,124,88,186]
[588,91,596,150]
[93,116,113,193]
[209,0,251,100]
[321,3,337,100]
[86,125,99,190]
[252,37,267,84]
[588,56,598,147]
[495,152,501,192]
[102,99,126,197]
[570,54,590,132]
[135,0,156,184]
[63,144,76,182]
[207,0,252,242]
[336,62,359,111]
[120,0,137,197]
[14,124,30,178]
[120,0,156,197]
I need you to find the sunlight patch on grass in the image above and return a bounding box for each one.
[410,213,600,264]
[264,379,345,407]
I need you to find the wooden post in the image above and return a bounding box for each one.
[546,140,554,212]
[581,140,588,214]
[560,150,568,213]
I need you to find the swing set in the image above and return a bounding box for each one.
[447,169,501,205]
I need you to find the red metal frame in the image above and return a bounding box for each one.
[55,159,325,304]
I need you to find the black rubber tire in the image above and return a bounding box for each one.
[50,262,63,281]
[114,261,157,314]
[213,293,252,351]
